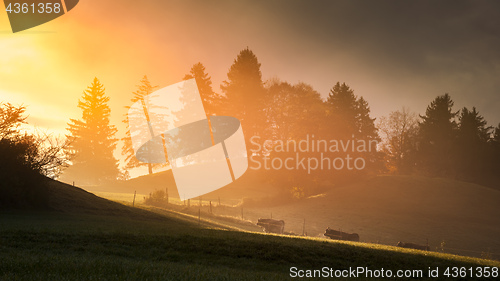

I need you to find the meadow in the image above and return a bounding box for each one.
[92,175,500,261]
[1,210,499,281]
[2,179,498,280]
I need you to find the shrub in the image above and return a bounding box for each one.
[0,102,69,209]
[144,189,167,206]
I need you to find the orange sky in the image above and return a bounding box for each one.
[1,0,500,175]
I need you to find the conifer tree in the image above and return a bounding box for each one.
[418,93,458,176]
[221,48,266,145]
[183,63,223,116]
[455,107,491,181]
[326,82,358,135]
[121,76,160,175]
[356,96,379,141]
[63,78,119,184]
[326,82,379,141]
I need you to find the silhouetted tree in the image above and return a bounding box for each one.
[326,82,378,141]
[183,63,224,116]
[325,82,381,173]
[264,80,325,142]
[418,93,458,176]
[455,107,491,182]
[221,48,266,149]
[0,102,27,139]
[122,76,160,175]
[63,78,119,185]
[0,103,69,208]
[263,80,327,195]
[356,97,378,141]
[326,82,358,136]
[378,107,419,174]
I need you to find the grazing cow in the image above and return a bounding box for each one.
[257,218,285,234]
[397,241,429,251]
[324,227,360,242]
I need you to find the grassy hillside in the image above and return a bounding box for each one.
[227,175,500,260]
[1,178,499,280]
[84,173,500,260]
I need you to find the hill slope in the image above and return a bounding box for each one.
[1,178,499,280]
[238,175,500,260]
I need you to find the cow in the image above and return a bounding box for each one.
[257,218,285,234]
[397,241,430,251]
[324,227,360,242]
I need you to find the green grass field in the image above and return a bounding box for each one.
[93,175,500,261]
[1,179,499,280]
[1,210,499,281]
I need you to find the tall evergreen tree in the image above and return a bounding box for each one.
[326,82,358,136]
[418,93,458,176]
[183,63,223,116]
[325,82,378,139]
[325,82,381,173]
[455,107,491,181]
[325,81,379,154]
[63,78,119,185]
[121,76,160,175]
[221,48,266,147]
[356,96,379,141]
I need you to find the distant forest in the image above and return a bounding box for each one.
[1,47,500,207]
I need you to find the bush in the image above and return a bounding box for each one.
[144,189,167,206]
[0,103,69,209]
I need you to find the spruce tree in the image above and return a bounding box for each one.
[455,107,491,181]
[121,76,160,175]
[326,82,378,141]
[418,93,458,176]
[326,82,358,135]
[183,63,223,116]
[63,78,119,184]
[221,48,266,145]
[356,96,379,141]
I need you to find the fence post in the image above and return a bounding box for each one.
[218,197,221,206]
[166,188,169,205]
[198,208,201,225]
[302,218,306,236]
[209,201,212,214]
[132,190,136,207]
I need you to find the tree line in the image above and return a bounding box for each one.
[379,94,500,187]
[60,47,500,192]
[2,47,498,207]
